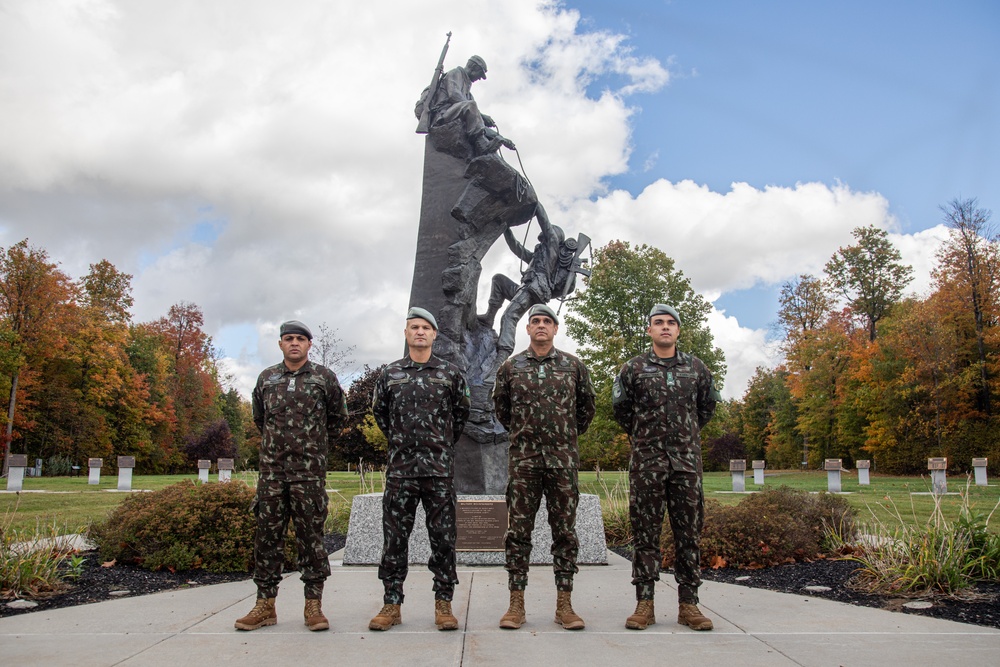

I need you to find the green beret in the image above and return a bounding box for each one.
[407,306,438,330]
[527,303,559,325]
[279,320,313,340]
[648,304,681,325]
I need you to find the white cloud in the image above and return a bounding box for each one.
[0,0,944,403]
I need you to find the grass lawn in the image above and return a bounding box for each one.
[4,468,998,536]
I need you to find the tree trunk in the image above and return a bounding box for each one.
[3,371,18,477]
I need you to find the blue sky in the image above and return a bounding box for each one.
[1,0,997,398]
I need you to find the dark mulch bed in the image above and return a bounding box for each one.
[609,545,1000,629]
[5,535,998,629]
[0,534,346,618]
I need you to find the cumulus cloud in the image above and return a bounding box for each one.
[0,0,938,402]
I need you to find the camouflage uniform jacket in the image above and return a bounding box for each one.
[612,350,718,474]
[253,360,348,482]
[493,347,596,469]
[372,355,471,478]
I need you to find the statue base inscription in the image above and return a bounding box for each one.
[456,499,507,551]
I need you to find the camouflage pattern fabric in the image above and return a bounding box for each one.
[378,476,458,604]
[372,354,470,604]
[253,360,348,482]
[493,347,596,590]
[504,465,579,591]
[613,350,718,603]
[250,360,347,599]
[372,355,471,478]
[252,478,331,599]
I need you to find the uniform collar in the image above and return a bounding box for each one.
[525,346,560,362]
[646,349,685,367]
[282,360,314,375]
[405,354,443,369]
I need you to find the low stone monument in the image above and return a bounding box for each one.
[88,458,103,485]
[824,458,843,493]
[752,459,765,485]
[856,459,871,485]
[217,458,234,483]
[343,493,606,566]
[928,457,947,494]
[6,454,27,491]
[972,457,988,486]
[730,459,746,493]
[117,456,135,491]
[197,459,211,483]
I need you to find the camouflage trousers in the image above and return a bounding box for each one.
[252,478,330,600]
[505,464,579,592]
[379,476,458,604]
[630,466,704,603]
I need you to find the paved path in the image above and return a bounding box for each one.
[1,551,996,666]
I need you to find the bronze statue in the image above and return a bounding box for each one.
[479,204,590,359]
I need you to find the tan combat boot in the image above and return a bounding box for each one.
[625,599,655,630]
[554,590,585,630]
[234,597,277,631]
[304,598,329,631]
[368,603,402,631]
[678,602,714,631]
[435,599,459,631]
[498,590,526,629]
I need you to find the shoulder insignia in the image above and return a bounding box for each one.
[389,371,407,380]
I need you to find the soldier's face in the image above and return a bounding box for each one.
[405,319,437,349]
[279,334,311,363]
[526,315,558,343]
[467,63,485,82]
[647,315,679,347]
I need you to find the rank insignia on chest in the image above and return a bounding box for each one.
[666,372,674,386]
[287,377,296,391]
[538,366,547,379]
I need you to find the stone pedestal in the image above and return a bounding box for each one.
[972,458,987,486]
[218,458,234,483]
[729,459,746,493]
[928,457,947,494]
[342,493,607,566]
[88,458,102,485]
[117,456,135,491]
[6,454,27,491]
[825,459,843,493]
[856,459,870,485]
[197,459,211,483]
[752,459,765,485]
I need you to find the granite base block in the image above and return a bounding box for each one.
[342,493,607,566]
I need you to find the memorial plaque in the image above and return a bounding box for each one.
[456,499,507,551]
[8,454,28,468]
[729,459,746,472]
[89,458,103,468]
[117,456,136,468]
[928,457,947,471]
[856,460,871,469]
[824,458,842,471]
[752,460,765,469]
[217,458,235,470]
[198,459,212,470]
[972,458,988,467]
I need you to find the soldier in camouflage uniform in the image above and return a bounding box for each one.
[613,304,719,631]
[368,307,471,632]
[235,320,348,633]
[492,303,596,630]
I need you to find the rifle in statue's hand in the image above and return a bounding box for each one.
[416,32,452,134]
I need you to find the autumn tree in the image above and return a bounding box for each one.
[334,364,387,469]
[778,274,831,344]
[0,240,74,473]
[933,198,999,416]
[825,225,913,342]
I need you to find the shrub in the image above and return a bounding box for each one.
[45,455,75,476]
[660,486,856,569]
[88,480,256,573]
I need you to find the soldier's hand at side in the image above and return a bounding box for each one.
[482,114,496,128]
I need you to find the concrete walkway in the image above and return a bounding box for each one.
[1,550,996,666]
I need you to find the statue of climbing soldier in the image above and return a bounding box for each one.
[414,42,515,157]
[479,203,590,360]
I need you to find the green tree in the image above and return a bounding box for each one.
[565,240,725,390]
[825,225,913,342]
